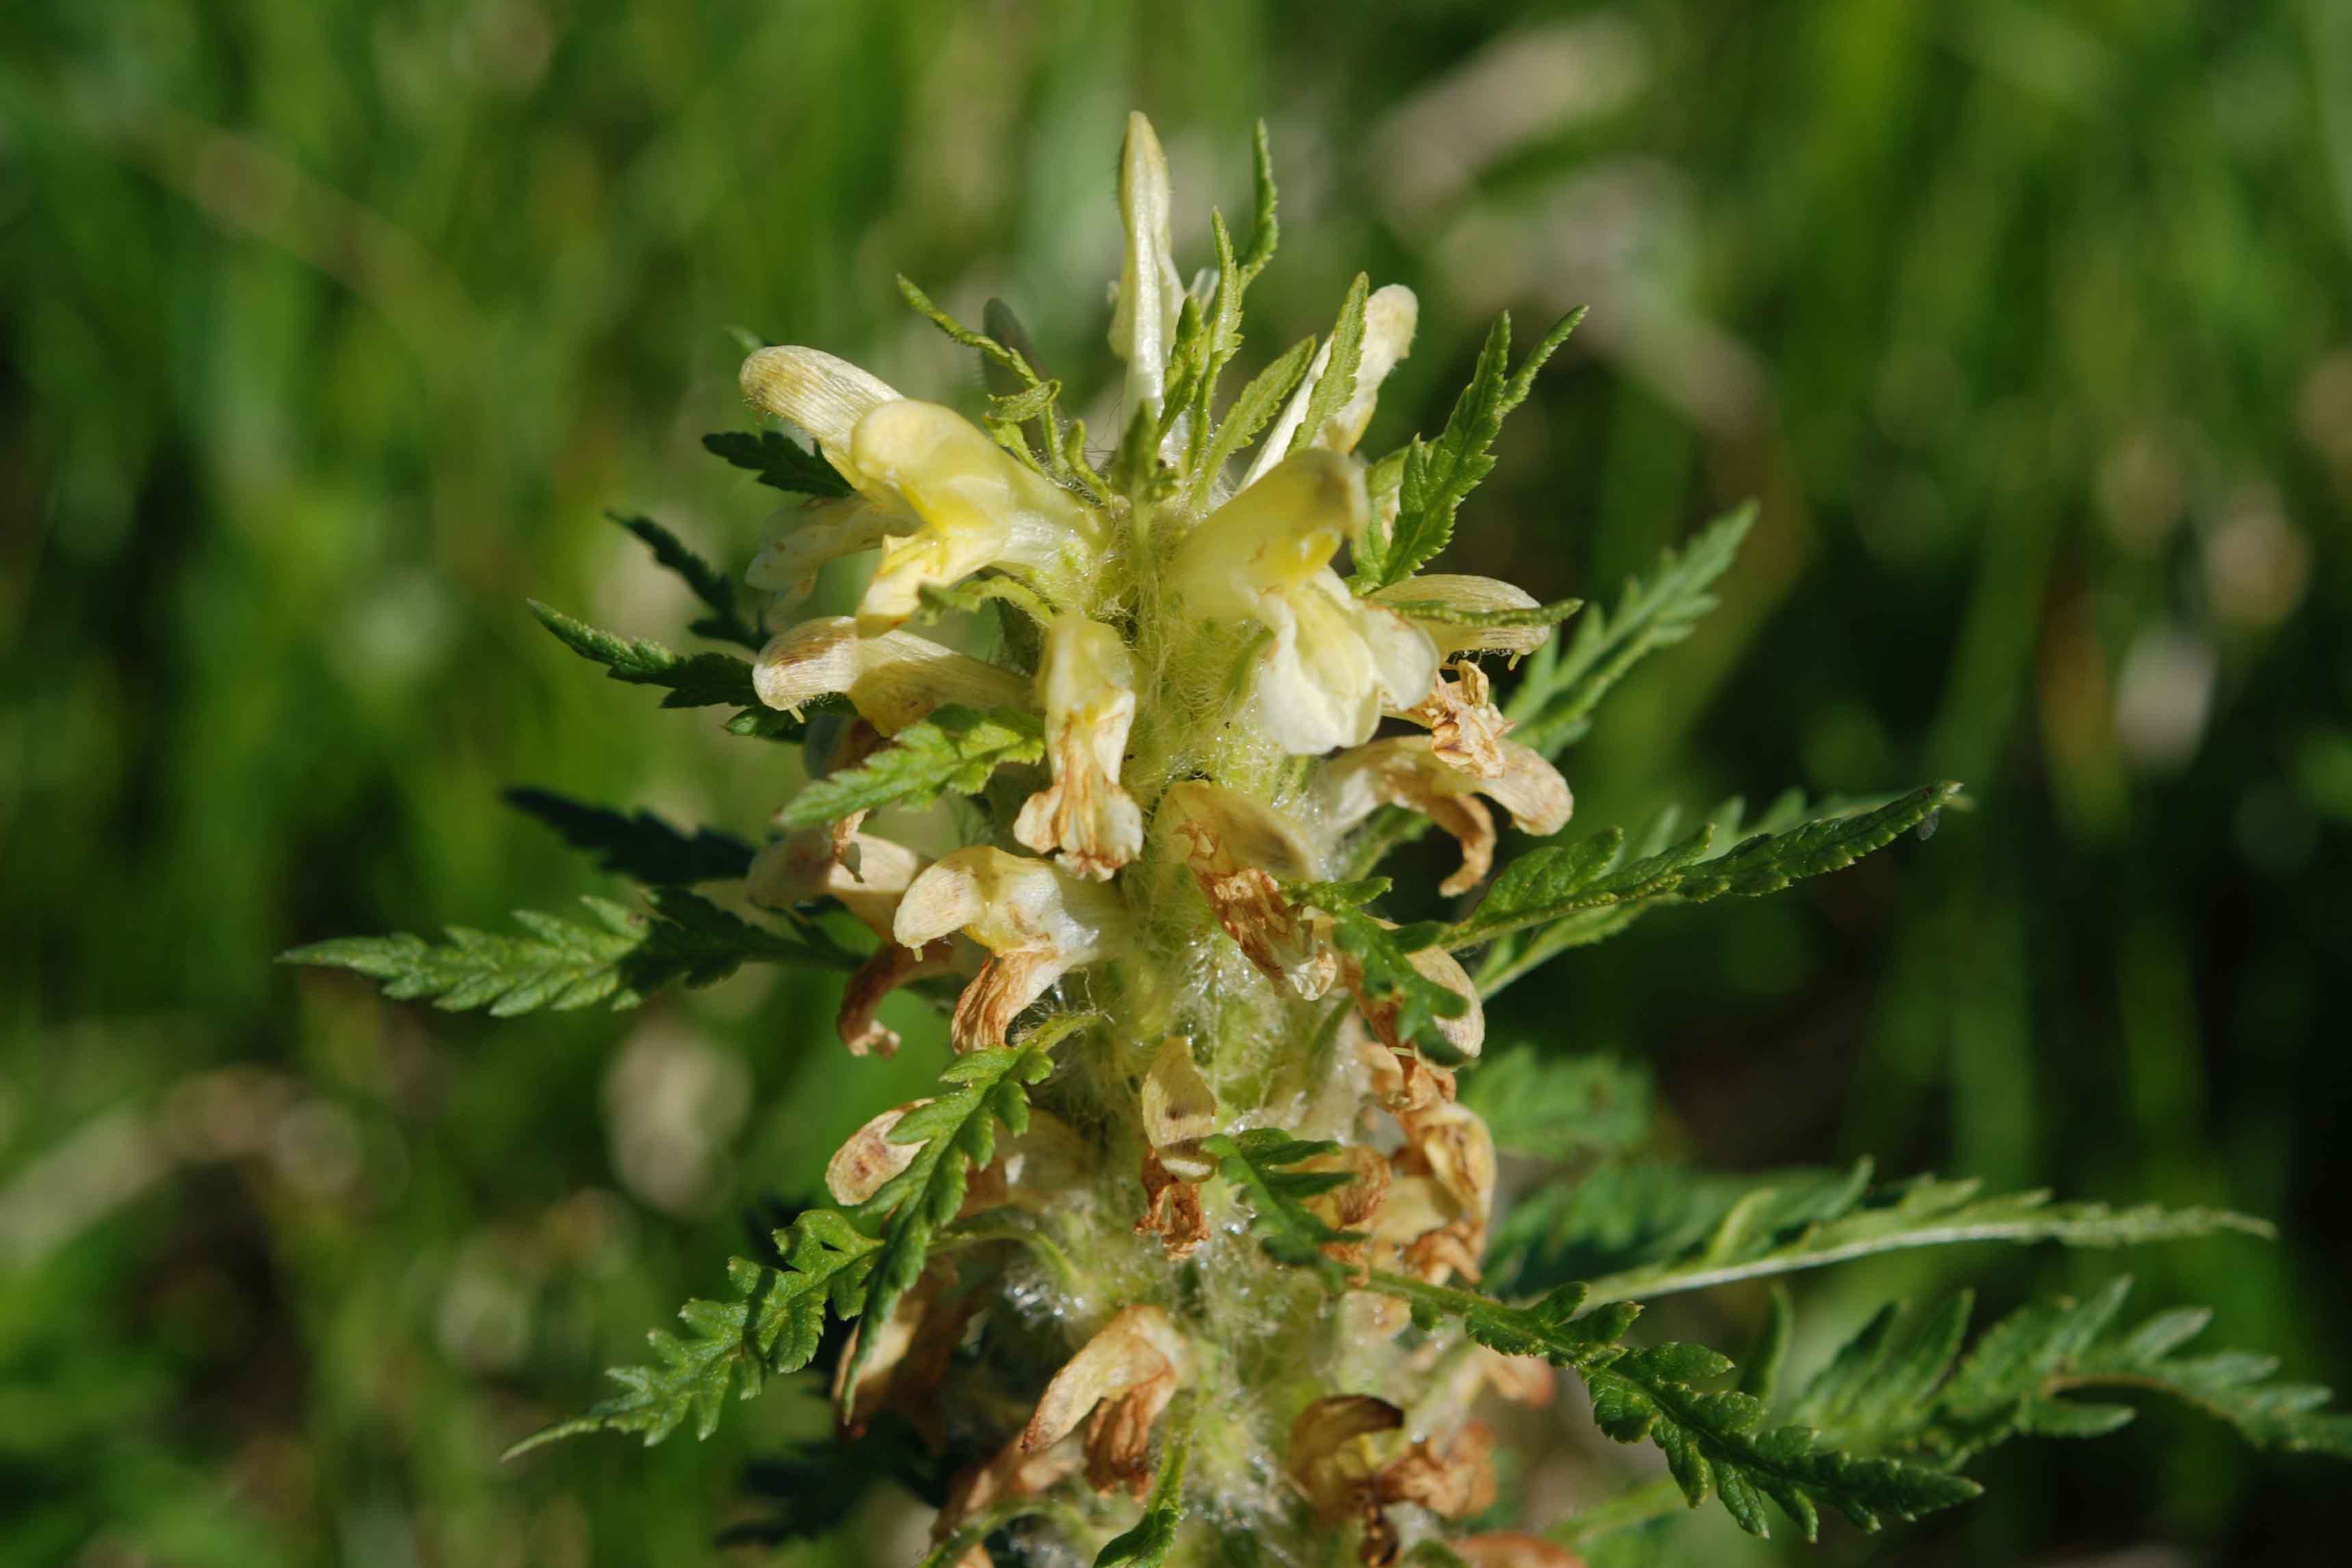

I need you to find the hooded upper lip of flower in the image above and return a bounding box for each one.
[1171,449,1439,755]
[738,348,1107,633]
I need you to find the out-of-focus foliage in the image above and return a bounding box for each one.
[1,1,2344,1565]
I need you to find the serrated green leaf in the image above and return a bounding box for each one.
[1288,272,1368,458]
[1506,504,1753,753]
[702,429,853,497]
[1513,1160,2271,1307]
[1239,119,1278,283]
[843,1041,1058,1414]
[1578,1346,1981,1539]
[898,274,1036,387]
[1364,1274,1636,1366]
[1192,335,1316,506]
[917,1500,1084,1568]
[776,705,1043,830]
[1788,1295,1974,1444]
[1457,1047,1655,1161]
[1488,1161,1877,1301]
[502,787,754,885]
[503,1212,877,1456]
[281,889,844,1015]
[913,575,1052,627]
[1092,1431,1188,1567]
[1286,876,1391,912]
[1357,1271,1975,1539]
[1202,1129,1361,1272]
[1788,1279,2352,1469]
[1354,308,1584,590]
[609,511,764,649]
[1468,788,1948,991]
[1740,1287,1796,1404]
[895,276,1080,480]
[528,600,783,740]
[1455,785,1962,990]
[1285,880,1470,1064]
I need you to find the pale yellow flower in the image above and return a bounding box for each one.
[1012,613,1145,879]
[893,847,1127,1051]
[1019,1304,1194,1500]
[739,349,1106,632]
[1171,449,1438,755]
[753,616,1031,732]
[1318,734,1572,896]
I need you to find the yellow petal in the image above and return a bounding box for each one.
[746,828,925,938]
[1156,781,1320,880]
[1287,1394,1404,1519]
[1111,112,1184,415]
[893,848,1127,1050]
[1395,662,1513,778]
[752,616,1031,733]
[1184,449,1362,599]
[1013,614,1144,879]
[744,497,913,607]
[1160,783,1337,999]
[1319,735,1569,893]
[1020,1305,1192,1498]
[1139,1036,1218,1179]
[737,346,900,493]
[850,401,1103,633]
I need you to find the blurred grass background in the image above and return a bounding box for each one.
[3,1,2347,1564]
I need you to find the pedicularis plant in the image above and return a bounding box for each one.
[292,117,2350,1566]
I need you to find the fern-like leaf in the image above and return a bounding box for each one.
[1092,1432,1189,1567]
[1459,1047,1654,1161]
[610,511,764,649]
[1580,1342,1982,1539]
[502,787,755,885]
[280,889,846,1015]
[1290,878,1471,1064]
[843,1041,1058,1411]
[1288,272,1370,460]
[1194,335,1316,505]
[504,1211,877,1456]
[1456,784,1961,993]
[776,705,1045,831]
[1505,504,1754,753]
[1795,1279,2352,1469]
[1354,307,1584,590]
[528,599,796,740]
[703,428,853,497]
[1359,1274,1975,1539]
[1201,1128,1362,1272]
[1490,1158,2269,1305]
